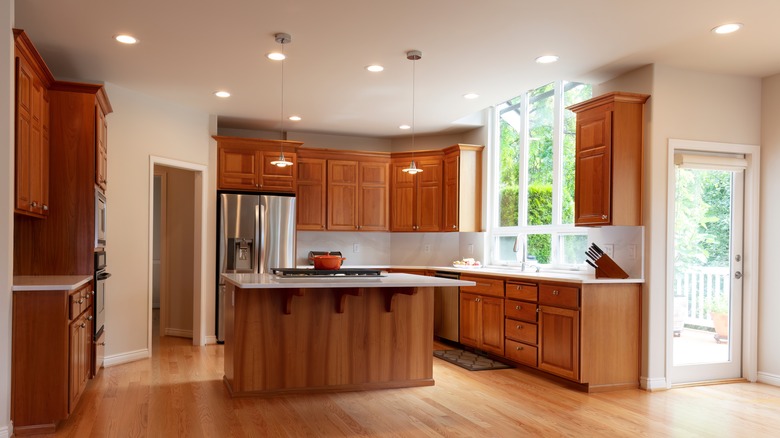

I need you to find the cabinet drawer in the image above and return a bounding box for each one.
[460,276,504,298]
[505,319,537,345]
[505,299,537,322]
[539,284,579,309]
[69,284,90,320]
[505,339,537,367]
[505,282,538,301]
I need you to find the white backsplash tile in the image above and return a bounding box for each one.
[586,226,645,279]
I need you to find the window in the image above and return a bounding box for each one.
[491,81,592,267]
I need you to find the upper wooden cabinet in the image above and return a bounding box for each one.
[567,92,649,226]
[215,136,302,193]
[328,159,390,231]
[14,29,54,218]
[391,153,443,232]
[296,157,327,231]
[443,144,483,232]
[95,107,108,191]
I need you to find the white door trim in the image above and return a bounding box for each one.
[148,156,209,348]
[665,139,760,386]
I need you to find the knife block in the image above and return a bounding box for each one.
[594,253,630,279]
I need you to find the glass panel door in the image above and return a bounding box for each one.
[671,164,743,383]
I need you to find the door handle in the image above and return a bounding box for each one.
[735,271,743,279]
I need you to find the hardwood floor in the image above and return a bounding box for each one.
[44,335,780,437]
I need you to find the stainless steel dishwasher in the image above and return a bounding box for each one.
[433,271,460,343]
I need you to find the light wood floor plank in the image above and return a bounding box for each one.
[36,335,780,437]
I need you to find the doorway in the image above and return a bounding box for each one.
[667,139,759,385]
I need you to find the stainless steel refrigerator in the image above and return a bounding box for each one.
[216,192,296,342]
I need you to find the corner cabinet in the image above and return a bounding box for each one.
[215,136,302,193]
[14,29,54,218]
[443,144,483,232]
[567,92,649,226]
[12,281,94,435]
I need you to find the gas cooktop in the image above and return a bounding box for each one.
[272,268,386,277]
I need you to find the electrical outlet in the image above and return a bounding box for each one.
[353,243,360,253]
[603,244,614,258]
[424,244,431,253]
[468,244,474,254]
[628,244,637,260]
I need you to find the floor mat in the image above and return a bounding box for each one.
[433,349,513,371]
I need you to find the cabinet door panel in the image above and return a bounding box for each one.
[443,154,459,231]
[327,160,358,230]
[218,148,258,189]
[480,296,505,355]
[575,111,612,225]
[358,161,389,231]
[415,159,442,232]
[296,158,326,230]
[459,292,480,347]
[538,305,580,381]
[391,162,415,231]
[260,152,296,192]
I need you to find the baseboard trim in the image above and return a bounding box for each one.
[641,376,668,391]
[104,348,150,367]
[205,335,218,345]
[0,424,10,438]
[164,328,193,338]
[757,371,780,387]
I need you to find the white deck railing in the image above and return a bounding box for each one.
[674,267,730,329]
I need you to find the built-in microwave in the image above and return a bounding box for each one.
[95,188,107,249]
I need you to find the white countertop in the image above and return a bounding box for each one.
[222,272,475,289]
[13,275,92,291]
[298,264,644,284]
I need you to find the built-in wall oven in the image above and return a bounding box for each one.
[95,188,107,250]
[94,251,110,371]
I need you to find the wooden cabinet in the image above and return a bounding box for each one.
[215,136,302,193]
[567,92,649,226]
[459,275,504,356]
[296,157,327,230]
[327,159,389,231]
[14,29,54,218]
[95,107,108,190]
[538,304,580,380]
[391,154,443,232]
[12,281,93,435]
[14,81,112,277]
[443,144,483,232]
[504,281,539,367]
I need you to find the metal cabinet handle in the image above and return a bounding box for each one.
[98,342,106,346]
[552,290,559,296]
[43,204,49,211]
[452,225,457,229]
[516,324,522,329]
[516,346,523,351]
[80,322,86,328]
[515,305,521,310]
[87,315,93,321]
[78,298,84,304]
[475,297,481,302]
[31,201,38,207]
[601,215,608,220]
[515,285,522,290]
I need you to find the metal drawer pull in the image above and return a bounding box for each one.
[515,285,522,290]
[515,305,521,310]
[80,323,86,328]
[516,324,522,329]
[552,290,559,295]
[516,346,523,351]
[78,298,84,304]
[475,298,481,302]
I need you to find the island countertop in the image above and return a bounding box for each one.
[221,272,475,289]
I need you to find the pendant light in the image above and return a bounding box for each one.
[270,32,294,168]
[402,50,423,175]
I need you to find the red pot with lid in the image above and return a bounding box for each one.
[309,252,346,270]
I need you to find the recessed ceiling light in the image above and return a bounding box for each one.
[535,55,559,64]
[267,52,286,61]
[463,93,479,99]
[288,115,301,121]
[712,23,743,34]
[114,34,138,45]
[214,91,231,98]
[366,65,384,72]
[399,124,411,130]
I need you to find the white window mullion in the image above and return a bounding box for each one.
[519,93,530,227]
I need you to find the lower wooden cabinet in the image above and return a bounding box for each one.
[12,281,93,435]
[456,273,641,392]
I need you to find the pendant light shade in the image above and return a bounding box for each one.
[270,32,294,168]
[402,50,423,175]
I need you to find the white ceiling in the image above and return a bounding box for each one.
[13,0,780,138]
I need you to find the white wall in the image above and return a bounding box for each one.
[105,83,212,362]
[1,0,14,435]
[759,74,780,383]
[597,64,762,388]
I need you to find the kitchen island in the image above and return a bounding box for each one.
[220,272,473,397]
